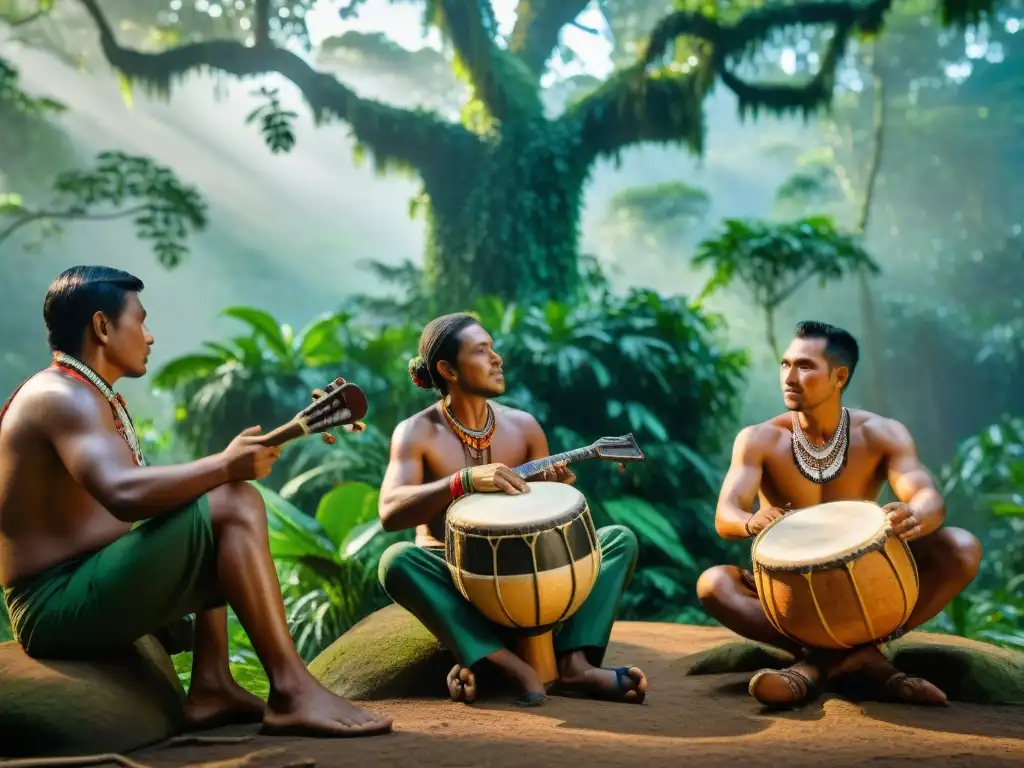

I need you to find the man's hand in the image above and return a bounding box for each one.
[745,506,787,537]
[468,463,531,495]
[221,426,281,481]
[538,461,576,485]
[884,502,922,541]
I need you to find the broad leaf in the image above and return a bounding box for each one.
[315,481,380,550]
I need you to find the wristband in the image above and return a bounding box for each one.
[449,471,464,499]
[744,518,753,538]
[462,467,475,494]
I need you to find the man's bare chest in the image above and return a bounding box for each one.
[423,429,531,481]
[760,440,886,508]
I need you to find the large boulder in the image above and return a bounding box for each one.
[309,604,508,700]
[0,635,186,757]
[677,630,1024,705]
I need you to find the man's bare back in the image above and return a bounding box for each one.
[0,370,133,587]
[391,401,542,545]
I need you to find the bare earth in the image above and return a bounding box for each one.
[136,623,1024,768]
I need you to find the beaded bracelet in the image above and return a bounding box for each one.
[449,467,476,499]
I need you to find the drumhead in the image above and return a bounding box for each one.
[754,501,886,568]
[447,481,587,535]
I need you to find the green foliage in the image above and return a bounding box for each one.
[157,258,749,624]
[693,216,881,357]
[245,87,298,153]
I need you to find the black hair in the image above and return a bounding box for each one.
[43,266,145,357]
[408,312,481,396]
[794,320,860,386]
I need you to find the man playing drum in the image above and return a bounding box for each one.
[0,266,393,738]
[376,313,647,706]
[697,320,982,709]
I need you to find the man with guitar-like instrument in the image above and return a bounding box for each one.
[0,266,393,739]
[375,312,648,707]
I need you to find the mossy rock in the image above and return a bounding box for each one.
[0,635,186,757]
[309,604,509,700]
[674,631,1024,705]
[676,640,795,676]
[882,632,1024,705]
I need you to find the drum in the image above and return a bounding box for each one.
[750,500,920,650]
[445,481,601,683]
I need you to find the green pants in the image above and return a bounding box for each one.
[378,524,638,669]
[2,496,223,658]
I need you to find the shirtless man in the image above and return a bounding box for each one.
[696,320,982,709]
[374,312,647,706]
[0,266,392,738]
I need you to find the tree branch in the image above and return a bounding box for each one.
[435,0,542,120]
[564,0,893,162]
[508,0,591,76]
[0,205,147,249]
[75,0,474,177]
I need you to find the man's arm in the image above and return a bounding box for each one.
[882,419,945,540]
[377,418,454,532]
[714,426,767,541]
[520,412,575,483]
[39,383,230,522]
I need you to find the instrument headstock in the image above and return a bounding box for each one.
[590,433,645,463]
[296,378,368,435]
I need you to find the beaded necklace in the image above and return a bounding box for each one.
[52,352,147,467]
[790,407,849,484]
[440,396,494,465]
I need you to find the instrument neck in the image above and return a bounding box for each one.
[513,446,597,479]
[257,420,306,447]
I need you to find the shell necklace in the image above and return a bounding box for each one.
[52,352,147,467]
[790,407,849,484]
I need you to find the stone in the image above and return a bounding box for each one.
[309,604,508,700]
[676,640,795,676]
[0,635,186,757]
[673,630,1024,705]
[883,632,1024,705]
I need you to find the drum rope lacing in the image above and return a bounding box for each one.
[790,407,849,484]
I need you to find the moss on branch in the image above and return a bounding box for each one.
[564,0,894,161]
[75,0,474,176]
[508,0,592,76]
[434,0,542,122]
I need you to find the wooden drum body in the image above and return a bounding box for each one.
[750,501,920,650]
[445,482,602,683]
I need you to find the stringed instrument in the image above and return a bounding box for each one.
[256,378,369,447]
[512,433,645,479]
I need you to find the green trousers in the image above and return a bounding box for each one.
[2,496,222,658]
[378,524,638,669]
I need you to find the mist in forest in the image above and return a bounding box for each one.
[1,0,1020,464]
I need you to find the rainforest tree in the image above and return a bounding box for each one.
[51,0,935,308]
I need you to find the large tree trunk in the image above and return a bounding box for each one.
[422,121,588,310]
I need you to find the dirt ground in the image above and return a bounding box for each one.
[134,623,1024,768]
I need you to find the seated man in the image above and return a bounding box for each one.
[0,266,392,738]
[696,321,982,708]
[376,312,647,706]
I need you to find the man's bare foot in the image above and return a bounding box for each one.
[447,665,477,704]
[553,651,647,704]
[485,649,548,706]
[184,679,265,731]
[835,645,948,706]
[262,682,393,738]
[748,660,821,709]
